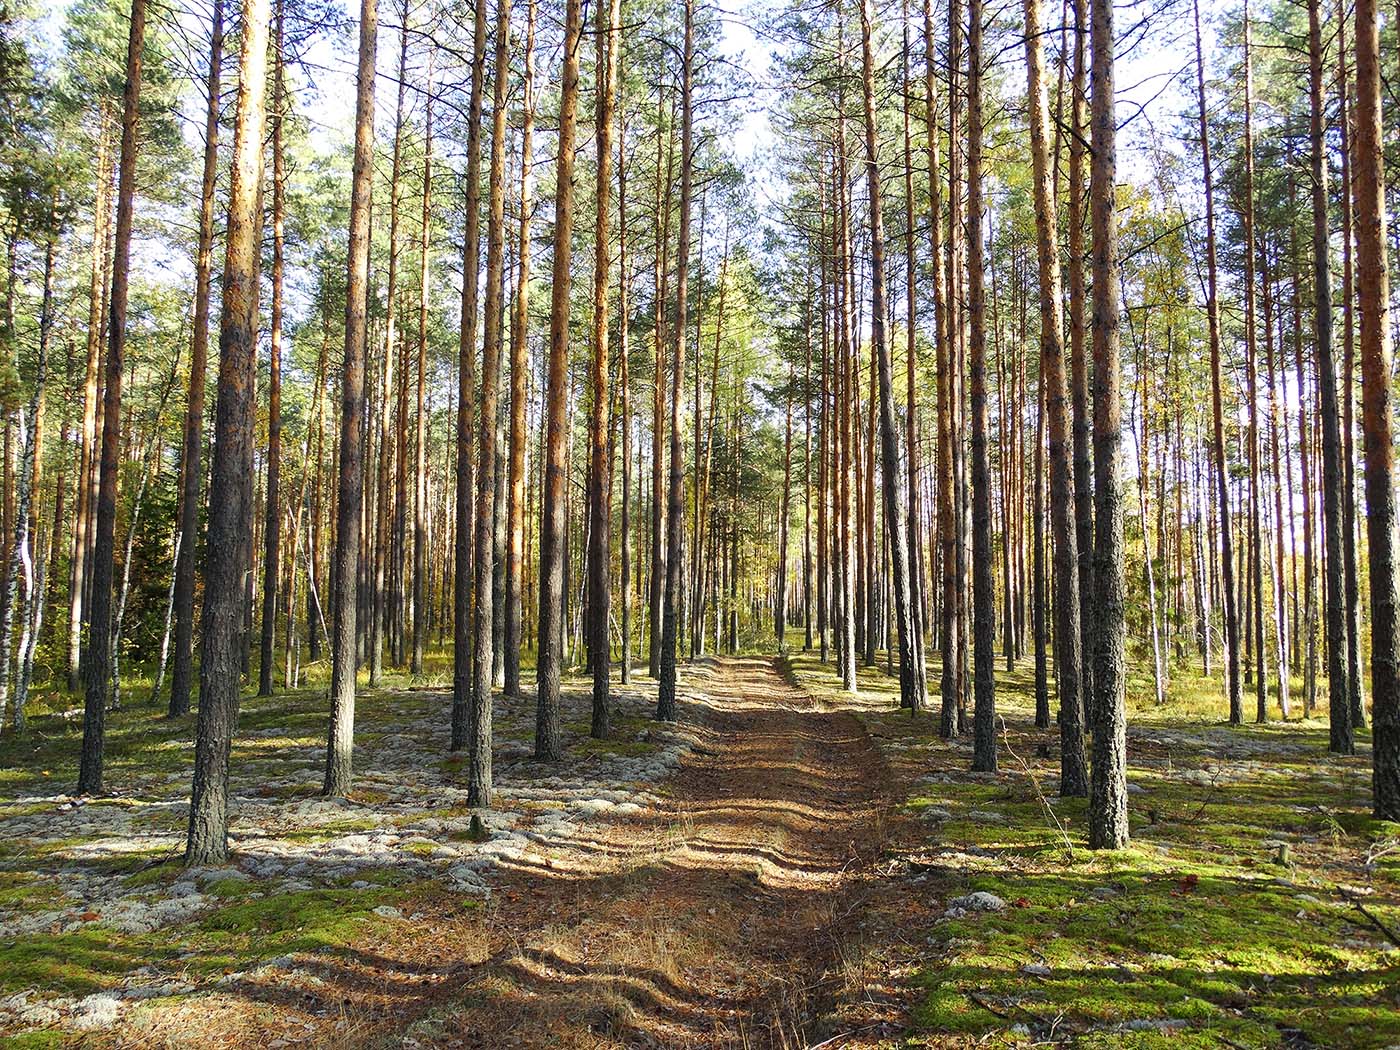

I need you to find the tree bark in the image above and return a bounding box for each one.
[470,0,510,804]
[505,0,535,699]
[78,0,147,795]
[968,0,996,773]
[858,0,925,712]
[1024,0,1086,794]
[657,0,693,722]
[1193,0,1243,725]
[169,2,222,717]
[588,0,620,735]
[185,0,270,862]
[1068,0,1094,712]
[619,90,633,683]
[536,0,583,757]
[259,0,286,698]
[1338,6,1366,730]
[452,0,487,751]
[1240,6,1266,724]
[412,56,434,678]
[323,0,377,798]
[1352,0,1399,817]
[1087,0,1127,850]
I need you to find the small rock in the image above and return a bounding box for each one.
[1021,962,1052,976]
[948,891,1005,914]
[18,1003,61,1026]
[72,993,121,1029]
[372,905,403,920]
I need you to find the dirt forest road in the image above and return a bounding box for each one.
[318,655,905,1050]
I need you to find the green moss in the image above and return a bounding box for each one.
[0,927,170,997]
[203,877,258,899]
[783,649,1400,1049]
[565,716,659,757]
[0,1031,67,1049]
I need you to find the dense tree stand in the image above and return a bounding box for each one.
[5,0,1400,1038]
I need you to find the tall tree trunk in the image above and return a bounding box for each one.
[1300,41,1324,714]
[505,0,535,698]
[923,0,958,735]
[1087,0,1127,850]
[412,57,434,678]
[470,0,510,804]
[619,90,633,683]
[802,262,814,651]
[323,0,377,798]
[777,374,792,649]
[536,0,583,756]
[836,17,858,695]
[1068,0,1094,711]
[1262,250,1290,718]
[185,0,270,861]
[968,0,996,773]
[1240,6,1266,724]
[588,0,620,735]
[1193,0,1243,725]
[259,0,286,698]
[858,0,925,712]
[169,2,222,716]
[1352,0,1399,817]
[649,92,674,681]
[1024,0,1087,794]
[817,184,830,664]
[452,0,487,751]
[69,108,113,696]
[657,0,693,722]
[78,0,147,795]
[1339,7,1366,730]
[372,14,410,686]
[8,215,56,730]
[901,0,927,696]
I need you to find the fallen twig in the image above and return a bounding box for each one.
[801,1021,885,1050]
[1339,886,1400,949]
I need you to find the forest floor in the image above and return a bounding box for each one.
[0,652,1397,1048]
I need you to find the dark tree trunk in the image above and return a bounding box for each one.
[505,0,536,699]
[968,0,996,773]
[657,0,693,722]
[1352,0,1400,818]
[1193,0,1243,725]
[470,0,510,804]
[452,0,486,752]
[858,0,925,712]
[185,0,270,862]
[259,0,286,698]
[78,0,147,796]
[1087,0,1128,850]
[588,0,619,735]
[1309,0,1350,753]
[323,0,377,798]
[169,0,222,717]
[536,0,583,757]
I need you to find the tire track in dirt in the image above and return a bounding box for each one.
[393,654,899,1049]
